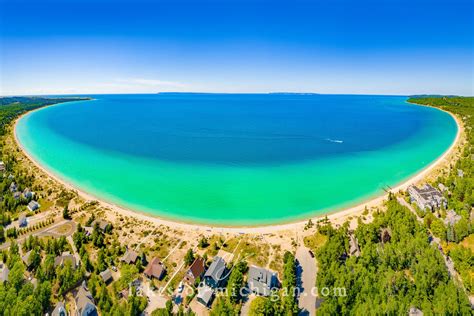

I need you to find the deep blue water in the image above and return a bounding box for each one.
[43,94,421,165]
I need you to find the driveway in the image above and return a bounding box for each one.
[296,246,317,316]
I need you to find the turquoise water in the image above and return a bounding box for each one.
[16,94,457,225]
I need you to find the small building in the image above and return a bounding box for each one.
[438,183,447,192]
[457,169,464,178]
[23,188,34,199]
[349,234,361,257]
[444,210,462,226]
[196,285,214,308]
[75,283,98,316]
[9,182,17,193]
[248,266,278,296]
[92,219,112,232]
[27,200,40,212]
[22,250,33,268]
[13,191,21,200]
[0,262,9,283]
[54,252,77,269]
[144,257,166,280]
[409,307,423,316]
[0,161,5,173]
[203,256,226,288]
[408,184,446,211]
[18,214,28,227]
[184,257,205,285]
[120,249,139,264]
[52,301,68,316]
[99,268,113,284]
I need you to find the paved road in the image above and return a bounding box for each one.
[296,246,317,316]
[0,218,75,250]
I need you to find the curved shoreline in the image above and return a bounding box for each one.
[12,100,463,233]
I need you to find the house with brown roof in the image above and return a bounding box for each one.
[144,257,166,280]
[99,268,113,284]
[184,257,205,284]
[54,252,77,269]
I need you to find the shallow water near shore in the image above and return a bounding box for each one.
[15,94,457,225]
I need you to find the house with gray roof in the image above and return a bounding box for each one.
[52,301,68,316]
[27,200,40,212]
[23,188,34,199]
[0,262,9,283]
[92,219,112,232]
[54,252,77,269]
[75,283,98,316]
[120,249,139,264]
[196,285,215,308]
[248,266,279,296]
[408,184,446,211]
[444,210,462,226]
[9,182,17,193]
[19,214,27,227]
[100,268,113,284]
[21,250,33,268]
[204,256,226,288]
[13,191,21,200]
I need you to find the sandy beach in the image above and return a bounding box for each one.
[12,102,464,235]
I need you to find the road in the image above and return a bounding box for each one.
[0,218,76,250]
[296,246,318,316]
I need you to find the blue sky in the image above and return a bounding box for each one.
[0,0,472,95]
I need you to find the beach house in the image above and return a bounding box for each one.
[248,266,279,296]
[184,257,205,284]
[203,256,227,288]
[27,200,40,212]
[75,283,98,316]
[144,257,166,280]
[196,285,215,307]
[408,184,446,211]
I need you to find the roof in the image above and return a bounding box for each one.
[120,249,139,264]
[409,307,423,316]
[197,285,214,305]
[0,262,9,282]
[204,256,226,282]
[22,250,32,266]
[144,257,166,279]
[75,284,98,316]
[188,257,206,279]
[51,301,67,316]
[444,210,462,226]
[99,268,113,283]
[248,266,277,296]
[54,252,77,268]
[27,200,39,210]
[92,219,111,231]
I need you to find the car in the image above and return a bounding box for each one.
[177,281,184,293]
[308,250,315,258]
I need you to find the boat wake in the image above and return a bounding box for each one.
[326,138,344,144]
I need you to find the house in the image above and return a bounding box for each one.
[349,234,360,257]
[0,262,9,283]
[0,161,5,173]
[120,249,139,264]
[409,307,423,316]
[75,283,98,316]
[438,183,447,192]
[248,266,278,296]
[18,214,28,227]
[203,256,226,288]
[54,252,77,269]
[9,182,17,193]
[184,257,205,284]
[22,250,33,268]
[13,191,21,200]
[92,219,111,232]
[196,285,214,307]
[99,268,113,284]
[444,210,462,226]
[23,188,33,199]
[52,301,68,316]
[27,200,40,212]
[457,169,464,178]
[144,257,166,280]
[408,184,446,211]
